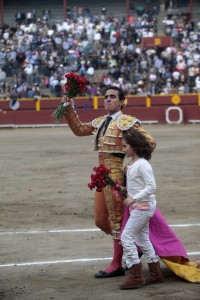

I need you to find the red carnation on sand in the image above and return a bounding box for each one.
[52,72,88,123]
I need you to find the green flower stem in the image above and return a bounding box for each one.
[52,104,67,123]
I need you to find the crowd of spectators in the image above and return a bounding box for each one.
[0,1,200,103]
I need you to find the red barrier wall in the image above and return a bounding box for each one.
[0,94,200,126]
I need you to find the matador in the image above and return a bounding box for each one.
[62,85,156,278]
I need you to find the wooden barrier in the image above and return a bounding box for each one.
[0,94,200,126]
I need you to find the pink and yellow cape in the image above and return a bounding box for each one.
[121,207,200,283]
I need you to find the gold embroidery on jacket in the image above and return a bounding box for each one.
[117,114,140,130]
[92,115,107,128]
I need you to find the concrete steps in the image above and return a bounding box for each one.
[3,0,127,25]
[3,0,161,25]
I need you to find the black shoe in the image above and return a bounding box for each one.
[94,267,125,278]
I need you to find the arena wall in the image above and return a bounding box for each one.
[0,94,200,127]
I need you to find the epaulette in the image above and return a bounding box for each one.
[92,115,107,128]
[117,114,141,130]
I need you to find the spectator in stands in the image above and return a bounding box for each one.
[0,68,6,83]
[26,11,34,25]
[101,5,107,16]
[86,65,95,82]
[1,2,200,100]
[42,8,51,22]
[194,74,200,93]
[23,61,33,84]
[54,79,62,97]
[15,10,26,25]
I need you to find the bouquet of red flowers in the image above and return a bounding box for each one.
[88,165,126,202]
[52,72,88,123]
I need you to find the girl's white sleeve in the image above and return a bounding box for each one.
[134,161,156,201]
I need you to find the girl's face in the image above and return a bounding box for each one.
[122,138,135,158]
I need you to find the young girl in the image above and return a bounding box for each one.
[119,128,164,289]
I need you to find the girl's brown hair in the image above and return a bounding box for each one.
[123,129,152,160]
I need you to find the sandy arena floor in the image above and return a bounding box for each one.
[0,124,200,300]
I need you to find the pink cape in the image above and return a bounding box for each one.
[120,205,200,283]
[121,207,188,259]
